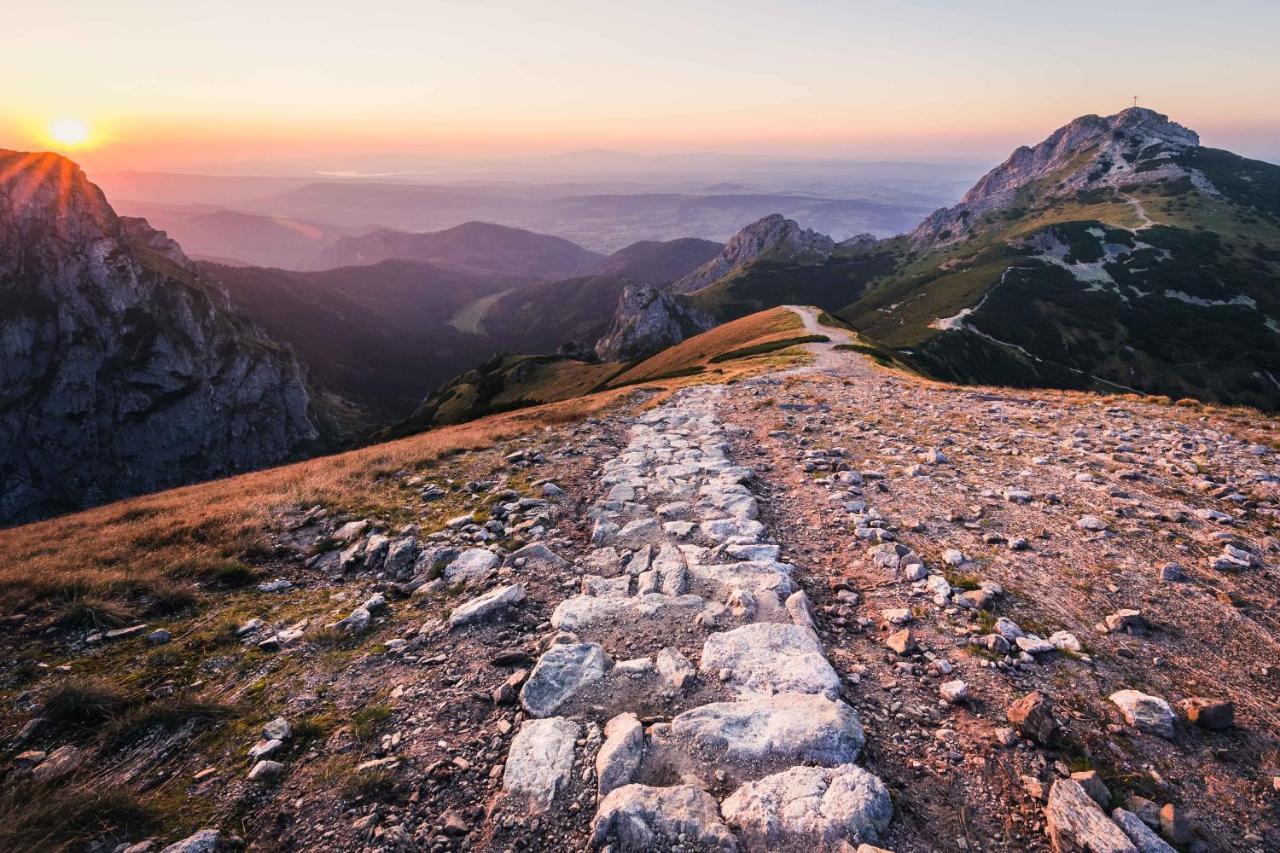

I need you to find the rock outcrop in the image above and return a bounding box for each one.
[593,284,713,362]
[670,214,834,294]
[0,150,316,523]
[912,108,1203,248]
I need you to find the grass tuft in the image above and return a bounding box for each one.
[0,782,156,853]
[40,678,132,736]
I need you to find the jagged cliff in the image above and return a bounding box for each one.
[911,108,1205,247]
[0,151,317,524]
[593,285,714,361]
[669,214,834,293]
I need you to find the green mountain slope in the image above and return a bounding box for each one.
[837,109,1280,409]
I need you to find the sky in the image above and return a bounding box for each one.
[3,0,1278,174]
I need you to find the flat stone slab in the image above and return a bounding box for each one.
[700,517,766,544]
[592,784,739,852]
[721,764,892,850]
[668,694,865,771]
[503,717,580,813]
[444,548,499,583]
[449,583,525,627]
[699,623,841,699]
[511,543,569,573]
[550,593,706,633]
[521,642,611,717]
[690,560,794,598]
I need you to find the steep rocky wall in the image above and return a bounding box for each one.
[0,151,316,524]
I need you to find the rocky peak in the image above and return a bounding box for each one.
[0,150,317,523]
[594,285,714,362]
[670,214,834,293]
[119,215,201,274]
[912,108,1207,247]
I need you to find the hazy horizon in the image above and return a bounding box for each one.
[5,0,1278,175]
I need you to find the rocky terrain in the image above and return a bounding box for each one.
[909,108,1203,248]
[671,214,836,294]
[0,150,318,524]
[593,285,714,361]
[3,306,1276,852]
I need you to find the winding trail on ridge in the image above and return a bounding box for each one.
[495,310,895,851]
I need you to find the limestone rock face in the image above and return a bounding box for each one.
[0,150,316,523]
[912,108,1203,248]
[593,285,714,362]
[671,214,835,294]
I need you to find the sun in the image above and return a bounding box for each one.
[49,118,91,148]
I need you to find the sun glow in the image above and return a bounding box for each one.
[49,118,91,148]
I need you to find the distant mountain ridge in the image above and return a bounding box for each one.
[316,221,604,278]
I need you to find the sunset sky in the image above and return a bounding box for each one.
[5,0,1278,174]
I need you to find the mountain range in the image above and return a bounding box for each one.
[2,106,1277,522]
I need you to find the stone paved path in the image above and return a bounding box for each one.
[501,378,894,851]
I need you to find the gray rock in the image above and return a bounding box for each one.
[594,285,715,361]
[669,694,864,771]
[383,537,418,577]
[449,583,526,627]
[247,759,286,782]
[520,642,611,717]
[335,606,371,634]
[249,739,282,760]
[721,764,892,849]
[444,548,499,584]
[656,646,696,690]
[1111,808,1176,853]
[30,745,84,783]
[1045,780,1136,852]
[551,593,704,632]
[597,712,646,798]
[503,717,579,813]
[699,623,841,699]
[591,784,738,852]
[510,542,570,573]
[262,717,291,741]
[158,830,222,853]
[1109,690,1175,739]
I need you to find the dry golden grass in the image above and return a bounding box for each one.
[0,387,633,619]
[606,307,803,387]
